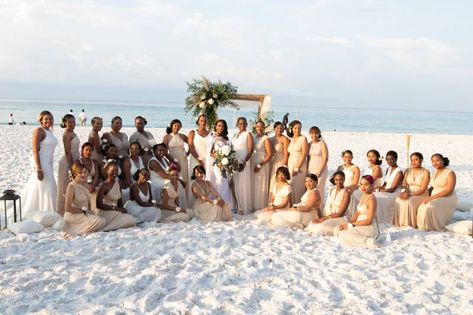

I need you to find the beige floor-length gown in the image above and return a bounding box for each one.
[341,164,359,217]
[252,135,271,211]
[288,136,308,203]
[335,196,379,246]
[192,180,232,222]
[124,183,161,222]
[269,136,286,193]
[306,187,349,236]
[232,131,253,214]
[254,183,292,223]
[189,130,211,174]
[64,182,105,234]
[308,140,328,204]
[57,134,80,215]
[168,134,189,186]
[393,168,429,228]
[160,181,192,222]
[96,179,137,231]
[374,167,401,224]
[271,188,318,228]
[417,168,457,231]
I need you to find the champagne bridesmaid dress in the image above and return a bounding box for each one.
[168,134,189,187]
[271,188,319,228]
[288,136,308,203]
[374,166,402,224]
[57,133,80,215]
[269,136,286,193]
[254,183,292,223]
[192,180,232,222]
[308,140,328,204]
[252,135,271,211]
[160,181,192,222]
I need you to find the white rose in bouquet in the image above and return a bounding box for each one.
[212,93,218,98]
[221,145,231,156]
[201,94,206,100]
[221,157,229,166]
[199,101,205,108]
[208,98,214,105]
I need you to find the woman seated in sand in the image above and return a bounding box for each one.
[417,153,457,231]
[191,165,232,222]
[124,168,161,223]
[306,171,351,236]
[337,150,360,216]
[95,160,137,231]
[334,175,379,247]
[148,143,177,204]
[63,162,105,235]
[254,166,292,223]
[393,152,430,228]
[123,141,145,186]
[160,165,192,223]
[79,142,101,192]
[374,150,403,224]
[271,173,321,229]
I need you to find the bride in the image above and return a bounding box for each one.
[206,119,233,208]
[21,110,58,216]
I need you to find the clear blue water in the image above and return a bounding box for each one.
[1,99,472,134]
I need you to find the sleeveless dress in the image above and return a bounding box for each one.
[308,140,328,204]
[307,188,349,236]
[340,164,360,216]
[254,183,292,223]
[364,165,383,187]
[189,130,211,175]
[129,156,145,183]
[271,188,319,228]
[417,168,457,231]
[160,181,192,222]
[232,131,252,213]
[21,128,58,216]
[288,136,308,203]
[393,168,429,228]
[88,130,103,162]
[192,180,232,222]
[108,132,129,157]
[96,179,137,231]
[168,134,189,186]
[148,156,170,204]
[206,136,233,208]
[63,182,105,234]
[374,166,402,224]
[269,136,287,191]
[124,183,161,222]
[335,195,379,246]
[129,130,156,163]
[252,135,271,211]
[57,133,80,215]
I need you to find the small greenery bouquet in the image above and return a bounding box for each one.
[213,144,239,179]
[185,76,239,129]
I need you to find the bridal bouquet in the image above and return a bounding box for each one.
[213,144,239,179]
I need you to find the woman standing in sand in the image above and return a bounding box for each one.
[63,162,105,235]
[129,116,156,165]
[232,117,254,214]
[287,120,308,203]
[307,126,328,205]
[87,117,104,162]
[21,110,58,215]
[393,152,430,228]
[252,120,273,212]
[269,121,289,191]
[188,114,211,175]
[103,116,129,158]
[163,119,189,189]
[417,154,457,231]
[57,114,80,216]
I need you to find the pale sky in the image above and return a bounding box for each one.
[0,0,472,111]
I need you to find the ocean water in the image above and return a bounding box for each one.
[1,99,472,135]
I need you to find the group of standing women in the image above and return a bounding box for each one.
[21,110,458,245]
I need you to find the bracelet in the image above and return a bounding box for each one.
[213,199,218,205]
[347,223,354,228]
[256,163,262,169]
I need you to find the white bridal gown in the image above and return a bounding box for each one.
[206,136,233,208]
[21,128,58,216]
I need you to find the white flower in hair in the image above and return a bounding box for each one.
[103,138,108,143]
[221,157,229,166]
[220,145,231,156]
[207,98,214,105]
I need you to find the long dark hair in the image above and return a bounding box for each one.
[287,120,301,138]
[60,114,75,128]
[166,119,182,134]
[214,119,229,140]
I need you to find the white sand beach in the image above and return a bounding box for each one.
[0,125,472,314]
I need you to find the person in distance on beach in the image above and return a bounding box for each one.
[79,109,87,126]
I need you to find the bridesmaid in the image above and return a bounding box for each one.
[287,120,308,203]
[232,117,254,214]
[335,175,379,247]
[123,142,145,185]
[124,168,161,223]
[87,117,103,162]
[364,149,383,188]
[393,152,430,228]
[188,114,211,173]
[307,126,328,204]
[374,151,403,224]
[95,160,137,231]
[417,154,457,231]
[306,171,351,236]
[100,143,130,201]
[160,166,192,222]
[148,143,173,203]
[63,162,105,235]
[163,119,189,191]
[129,116,156,165]
[79,142,100,193]
[191,165,232,222]
[269,121,289,190]
[57,114,80,216]
[271,174,321,229]
[252,120,273,211]
[337,150,361,216]
[103,116,129,158]
[255,166,292,223]
[21,110,58,215]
